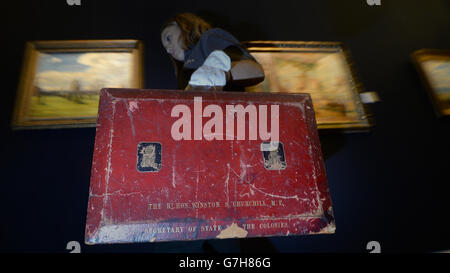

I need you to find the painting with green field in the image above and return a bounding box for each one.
[31,52,132,119]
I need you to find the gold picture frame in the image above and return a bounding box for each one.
[243,41,374,132]
[11,39,144,129]
[412,49,450,118]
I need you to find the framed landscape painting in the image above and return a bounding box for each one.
[243,41,374,132]
[412,49,450,117]
[11,40,143,129]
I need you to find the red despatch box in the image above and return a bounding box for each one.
[85,88,335,244]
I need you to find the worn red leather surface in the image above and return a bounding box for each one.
[85,88,335,244]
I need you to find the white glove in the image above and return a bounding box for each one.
[188,50,231,87]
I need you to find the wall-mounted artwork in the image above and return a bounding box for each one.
[244,41,374,132]
[412,49,450,117]
[11,40,144,129]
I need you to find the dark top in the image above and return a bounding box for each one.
[176,28,258,91]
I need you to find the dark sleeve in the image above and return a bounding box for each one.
[222,45,254,62]
[181,46,258,91]
[178,46,246,90]
[222,45,264,92]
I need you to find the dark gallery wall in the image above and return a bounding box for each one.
[1,0,449,253]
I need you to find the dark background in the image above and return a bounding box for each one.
[1,0,449,253]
